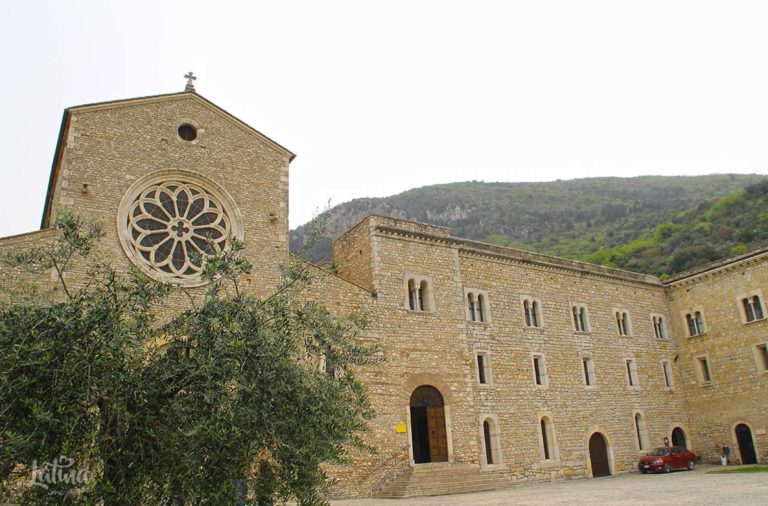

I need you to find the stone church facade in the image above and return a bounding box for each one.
[0,88,766,498]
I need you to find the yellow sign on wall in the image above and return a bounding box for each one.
[395,422,407,433]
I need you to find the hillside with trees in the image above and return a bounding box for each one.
[290,174,768,277]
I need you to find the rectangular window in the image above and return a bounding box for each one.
[756,344,768,372]
[698,357,712,384]
[533,355,548,386]
[742,295,765,323]
[582,357,595,386]
[662,360,673,387]
[476,352,491,385]
[477,354,486,384]
[626,359,639,387]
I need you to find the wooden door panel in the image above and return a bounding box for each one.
[426,407,448,462]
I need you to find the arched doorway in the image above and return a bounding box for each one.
[735,424,757,464]
[410,386,448,463]
[672,427,687,449]
[589,432,611,477]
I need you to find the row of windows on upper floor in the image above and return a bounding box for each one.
[405,277,768,338]
[405,276,668,337]
[475,341,768,391]
[682,293,765,337]
[474,351,673,390]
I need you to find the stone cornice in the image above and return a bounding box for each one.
[373,224,663,288]
[664,246,768,288]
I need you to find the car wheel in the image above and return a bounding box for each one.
[664,463,671,473]
[687,460,695,471]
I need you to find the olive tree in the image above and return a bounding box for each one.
[0,212,376,505]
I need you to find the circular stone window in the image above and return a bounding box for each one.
[177,123,198,141]
[117,171,243,286]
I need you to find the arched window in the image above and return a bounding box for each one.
[634,413,648,450]
[476,294,485,322]
[406,276,433,312]
[524,300,533,327]
[523,298,541,327]
[483,419,495,465]
[540,416,555,460]
[686,310,706,336]
[465,289,490,323]
[615,311,631,336]
[481,416,502,466]
[408,279,417,310]
[755,296,765,320]
[572,304,589,332]
[742,295,765,322]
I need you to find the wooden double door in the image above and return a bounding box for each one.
[410,386,448,464]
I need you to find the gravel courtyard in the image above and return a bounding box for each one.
[332,466,768,506]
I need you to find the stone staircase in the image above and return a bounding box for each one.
[374,463,513,498]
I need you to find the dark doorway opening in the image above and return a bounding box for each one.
[672,427,687,449]
[735,424,757,464]
[589,432,611,477]
[410,385,448,464]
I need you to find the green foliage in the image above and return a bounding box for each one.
[0,214,376,505]
[708,465,768,474]
[5,211,103,298]
[581,179,768,275]
[290,174,768,276]
[291,175,765,269]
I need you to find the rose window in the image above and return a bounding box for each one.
[118,174,241,286]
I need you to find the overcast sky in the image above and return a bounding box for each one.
[2,0,768,237]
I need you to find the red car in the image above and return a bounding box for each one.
[638,446,696,473]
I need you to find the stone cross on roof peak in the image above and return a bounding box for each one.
[184,72,197,93]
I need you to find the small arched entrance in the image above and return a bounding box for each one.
[735,424,758,464]
[588,432,611,477]
[672,427,687,449]
[410,385,448,463]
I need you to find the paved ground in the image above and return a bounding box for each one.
[332,466,768,505]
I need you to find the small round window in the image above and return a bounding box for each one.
[177,123,198,142]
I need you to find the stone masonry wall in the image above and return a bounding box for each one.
[333,218,375,293]
[46,95,292,299]
[458,248,686,481]
[324,216,690,498]
[667,256,768,464]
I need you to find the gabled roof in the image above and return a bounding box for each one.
[40,91,296,229]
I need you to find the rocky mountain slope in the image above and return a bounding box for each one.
[290,174,767,276]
